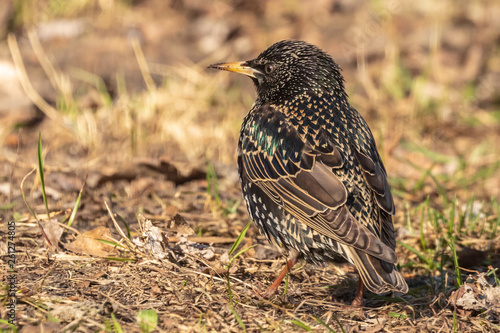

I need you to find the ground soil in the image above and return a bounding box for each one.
[1,0,500,332]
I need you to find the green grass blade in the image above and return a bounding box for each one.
[414,163,434,191]
[314,316,337,333]
[0,203,15,210]
[429,207,441,230]
[116,213,131,240]
[71,68,113,107]
[229,221,252,256]
[225,225,255,329]
[389,312,408,319]
[398,240,432,266]
[37,132,50,218]
[491,197,500,239]
[105,257,137,262]
[226,270,234,307]
[111,313,123,333]
[449,237,462,286]
[291,319,313,331]
[137,309,158,333]
[223,198,242,217]
[67,180,85,228]
[448,194,456,237]
[461,195,473,232]
[331,313,345,333]
[232,245,257,262]
[419,202,426,251]
[439,249,446,287]
[429,172,448,206]
[198,313,203,329]
[486,267,500,285]
[98,239,127,249]
[401,142,453,163]
[229,305,246,333]
[0,319,18,332]
[206,162,220,205]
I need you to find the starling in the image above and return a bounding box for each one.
[209,40,408,306]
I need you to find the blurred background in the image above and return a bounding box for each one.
[0,0,499,229]
[1,0,499,330]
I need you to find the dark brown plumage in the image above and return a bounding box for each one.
[209,40,408,305]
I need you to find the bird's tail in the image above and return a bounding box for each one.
[344,246,408,294]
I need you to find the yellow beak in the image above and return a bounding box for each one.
[208,61,260,79]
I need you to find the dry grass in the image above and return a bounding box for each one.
[1,0,500,332]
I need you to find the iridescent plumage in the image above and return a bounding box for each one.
[209,40,408,304]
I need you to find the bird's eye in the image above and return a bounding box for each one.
[265,64,275,74]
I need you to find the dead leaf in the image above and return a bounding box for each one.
[39,219,64,250]
[133,214,217,264]
[202,248,215,260]
[133,215,172,260]
[449,272,500,319]
[65,226,115,257]
[164,205,179,216]
[176,239,216,262]
[167,213,195,237]
[136,219,169,259]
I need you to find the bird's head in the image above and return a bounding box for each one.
[209,40,345,103]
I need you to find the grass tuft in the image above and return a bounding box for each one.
[37,132,50,219]
[224,221,254,332]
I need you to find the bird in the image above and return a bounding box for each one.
[209,40,408,306]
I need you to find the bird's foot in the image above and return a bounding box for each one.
[263,284,279,298]
[351,295,365,308]
[252,284,278,299]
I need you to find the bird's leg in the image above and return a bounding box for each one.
[351,278,365,307]
[264,252,299,297]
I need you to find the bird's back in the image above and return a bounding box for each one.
[238,89,407,293]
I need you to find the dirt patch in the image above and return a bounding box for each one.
[1,0,500,332]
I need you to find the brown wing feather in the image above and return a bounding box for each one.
[353,150,395,215]
[343,245,408,294]
[242,152,398,264]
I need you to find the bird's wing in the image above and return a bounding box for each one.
[343,244,408,293]
[239,104,397,263]
[347,110,396,250]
